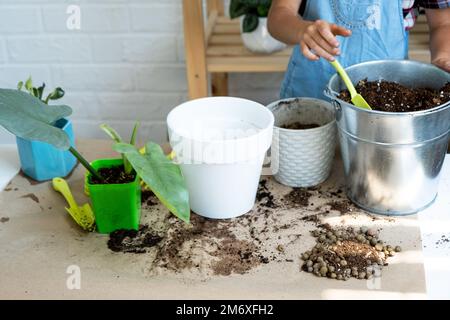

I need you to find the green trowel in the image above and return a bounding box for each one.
[52,177,95,232]
[330,59,372,110]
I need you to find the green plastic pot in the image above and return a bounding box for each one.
[86,158,141,234]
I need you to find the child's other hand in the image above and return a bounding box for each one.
[298,20,352,61]
[432,57,450,73]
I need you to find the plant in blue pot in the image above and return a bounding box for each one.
[14,77,76,181]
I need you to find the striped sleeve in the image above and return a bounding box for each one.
[418,0,450,8]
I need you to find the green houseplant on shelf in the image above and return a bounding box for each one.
[14,77,77,181]
[0,89,190,233]
[229,0,286,53]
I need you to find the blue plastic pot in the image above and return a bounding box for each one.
[16,118,77,181]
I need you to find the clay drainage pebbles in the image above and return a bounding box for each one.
[301,224,401,281]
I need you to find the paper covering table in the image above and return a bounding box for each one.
[0,140,427,299]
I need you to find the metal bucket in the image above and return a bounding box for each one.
[325,60,450,215]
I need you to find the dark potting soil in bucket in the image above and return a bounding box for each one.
[339,79,450,112]
[89,165,136,184]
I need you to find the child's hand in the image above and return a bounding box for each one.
[433,57,450,73]
[298,20,352,61]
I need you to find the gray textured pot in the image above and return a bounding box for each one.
[267,98,337,187]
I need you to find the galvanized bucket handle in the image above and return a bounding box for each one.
[324,87,342,121]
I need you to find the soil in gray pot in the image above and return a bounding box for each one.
[281,122,320,130]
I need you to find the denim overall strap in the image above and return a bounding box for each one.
[281,0,408,99]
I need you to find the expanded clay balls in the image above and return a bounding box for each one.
[301,225,401,281]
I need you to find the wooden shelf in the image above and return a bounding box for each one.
[206,17,292,73]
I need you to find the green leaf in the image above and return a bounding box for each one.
[126,122,140,174]
[17,81,23,91]
[25,77,33,91]
[257,4,269,17]
[45,87,65,103]
[32,87,39,98]
[242,13,259,32]
[37,83,45,100]
[114,142,190,223]
[100,123,123,143]
[0,89,72,150]
[230,0,249,18]
[50,87,65,100]
[129,121,140,146]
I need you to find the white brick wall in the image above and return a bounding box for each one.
[0,0,282,144]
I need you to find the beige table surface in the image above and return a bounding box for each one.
[0,139,426,299]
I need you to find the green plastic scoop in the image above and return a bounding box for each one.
[330,60,372,110]
[52,177,96,232]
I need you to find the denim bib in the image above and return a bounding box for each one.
[281,0,408,99]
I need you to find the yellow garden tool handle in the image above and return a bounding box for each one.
[139,146,175,160]
[52,178,79,210]
[330,60,357,99]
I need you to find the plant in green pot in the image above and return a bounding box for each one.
[86,122,190,233]
[230,0,286,53]
[14,77,76,181]
[0,90,190,233]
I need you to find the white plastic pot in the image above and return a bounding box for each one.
[240,17,286,54]
[223,0,231,18]
[167,97,274,219]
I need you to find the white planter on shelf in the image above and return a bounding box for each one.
[223,0,231,18]
[240,17,287,54]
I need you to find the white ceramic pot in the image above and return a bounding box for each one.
[240,17,286,54]
[223,0,231,18]
[267,98,337,187]
[167,97,274,219]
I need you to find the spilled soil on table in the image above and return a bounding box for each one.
[20,193,40,203]
[108,225,163,254]
[107,179,395,278]
[0,217,10,223]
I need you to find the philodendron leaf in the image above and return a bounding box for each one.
[100,123,123,143]
[0,89,72,150]
[114,142,190,223]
